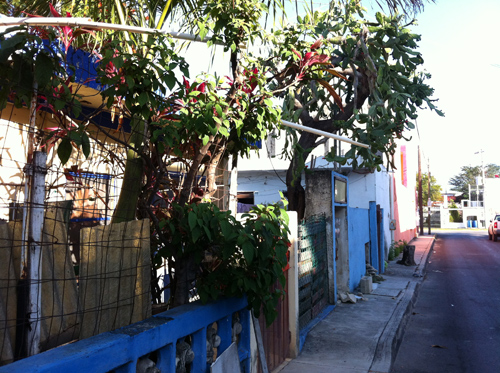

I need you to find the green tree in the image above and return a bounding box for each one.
[449,164,500,198]
[263,4,443,218]
[417,172,442,203]
[448,200,462,222]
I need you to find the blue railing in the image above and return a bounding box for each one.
[0,297,251,373]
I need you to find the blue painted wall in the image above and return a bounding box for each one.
[368,201,379,272]
[348,207,369,291]
[0,297,251,373]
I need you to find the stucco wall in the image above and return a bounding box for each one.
[304,170,333,218]
[347,172,376,209]
[484,178,500,219]
[348,170,392,260]
[374,171,392,257]
[387,141,417,243]
[236,170,287,205]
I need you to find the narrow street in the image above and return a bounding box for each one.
[392,230,500,373]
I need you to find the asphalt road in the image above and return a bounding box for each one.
[392,230,500,373]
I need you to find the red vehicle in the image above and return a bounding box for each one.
[488,215,500,241]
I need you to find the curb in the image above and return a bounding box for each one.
[369,237,436,373]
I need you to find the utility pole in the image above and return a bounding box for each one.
[475,149,486,228]
[418,146,424,235]
[428,160,431,235]
[475,149,485,184]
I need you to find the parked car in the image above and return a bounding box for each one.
[488,215,500,241]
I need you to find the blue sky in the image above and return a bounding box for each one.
[408,0,500,190]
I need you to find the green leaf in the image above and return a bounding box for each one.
[0,32,27,63]
[35,53,53,88]
[54,99,66,111]
[113,57,124,69]
[198,21,208,40]
[81,132,91,158]
[242,241,254,264]
[106,95,114,108]
[219,126,229,137]
[71,100,82,118]
[68,131,82,145]
[57,138,72,165]
[264,98,273,107]
[203,225,212,240]
[192,227,202,243]
[202,135,209,146]
[138,92,149,107]
[188,211,197,230]
[125,76,135,89]
[164,74,176,90]
[220,220,233,238]
[215,104,223,117]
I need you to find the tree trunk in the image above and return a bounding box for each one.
[284,80,371,220]
[285,131,319,220]
[286,165,306,220]
[205,140,226,200]
[397,245,416,266]
[111,118,145,224]
[172,253,196,307]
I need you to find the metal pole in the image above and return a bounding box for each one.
[475,149,485,184]
[427,164,431,235]
[27,151,47,356]
[418,146,424,235]
[281,120,369,148]
[0,17,228,46]
[20,81,38,279]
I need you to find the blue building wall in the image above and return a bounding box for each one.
[348,207,369,291]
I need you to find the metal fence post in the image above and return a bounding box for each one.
[27,151,47,356]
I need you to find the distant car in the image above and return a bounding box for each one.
[488,215,500,241]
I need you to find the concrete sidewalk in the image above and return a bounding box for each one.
[277,235,435,373]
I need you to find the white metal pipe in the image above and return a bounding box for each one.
[0,17,218,44]
[281,120,369,149]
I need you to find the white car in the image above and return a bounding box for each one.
[488,215,500,241]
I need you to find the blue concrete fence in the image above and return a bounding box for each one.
[0,297,251,373]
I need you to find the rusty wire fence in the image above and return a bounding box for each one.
[297,214,328,331]
[0,99,230,365]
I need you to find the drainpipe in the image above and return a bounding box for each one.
[389,172,394,243]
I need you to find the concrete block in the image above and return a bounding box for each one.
[339,292,349,303]
[339,292,357,303]
[360,275,373,294]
